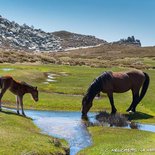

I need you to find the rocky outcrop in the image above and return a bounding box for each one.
[0,15,62,51]
[0,15,141,51]
[0,15,106,51]
[112,36,141,46]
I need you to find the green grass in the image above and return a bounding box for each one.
[0,110,69,155]
[0,63,155,155]
[0,45,155,155]
[78,126,155,155]
[1,45,155,155]
[0,63,155,123]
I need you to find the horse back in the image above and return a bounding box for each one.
[111,70,145,93]
[126,70,145,89]
[111,72,131,93]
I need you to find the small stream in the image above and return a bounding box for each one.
[4,109,155,155]
[25,110,96,155]
[25,110,155,155]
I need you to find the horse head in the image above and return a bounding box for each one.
[81,94,92,118]
[31,86,39,102]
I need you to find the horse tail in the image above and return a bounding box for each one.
[139,72,150,102]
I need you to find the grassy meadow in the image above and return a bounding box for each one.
[0,44,155,155]
[78,126,155,155]
[0,63,155,123]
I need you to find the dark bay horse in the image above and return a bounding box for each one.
[82,70,150,117]
[0,76,38,116]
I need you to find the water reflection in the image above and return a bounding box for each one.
[95,111,155,132]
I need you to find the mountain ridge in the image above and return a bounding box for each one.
[0,15,141,52]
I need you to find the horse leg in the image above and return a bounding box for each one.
[107,93,117,114]
[131,94,140,112]
[19,96,26,116]
[126,91,139,112]
[0,88,8,111]
[16,96,20,114]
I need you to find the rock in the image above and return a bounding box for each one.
[112,36,141,46]
[0,15,62,51]
[0,15,106,51]
[2,15,141,52]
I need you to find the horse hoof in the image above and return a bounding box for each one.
[81,115,88,120]
[111,111,116,115]
[22,113,26,117]
[111,109,117,115]
[126,109,131,112]
[129,110,134,114]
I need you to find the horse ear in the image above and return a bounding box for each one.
[35,86,37,90]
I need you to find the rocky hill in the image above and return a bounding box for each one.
[0,15,62,51]
[0,15,141,52]
[52,31,106,50]
[0,15,106,51]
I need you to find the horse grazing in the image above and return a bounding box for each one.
[0,76,38,116]
[82,70,150,118]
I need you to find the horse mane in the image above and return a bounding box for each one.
[86,71,112,99]
[4,75,13,78]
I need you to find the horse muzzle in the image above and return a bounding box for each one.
[35,98,38,102]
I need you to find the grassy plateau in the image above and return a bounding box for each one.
[0,44,155,155]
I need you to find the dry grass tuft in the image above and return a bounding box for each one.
[96,111,128,127]
[0,44,155,69]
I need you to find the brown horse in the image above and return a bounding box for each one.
[0,76,38,116]
[82,70,150,118]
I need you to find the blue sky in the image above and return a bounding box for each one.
[0,0,155,46]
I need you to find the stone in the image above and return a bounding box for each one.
[0,15,107,51]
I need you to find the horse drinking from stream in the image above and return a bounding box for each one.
[0,76,38,116]
[82,70,150,118]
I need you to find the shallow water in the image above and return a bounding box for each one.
[25,110,96,155]
[130,123,155,132]
[1,68,14,71]
[24,110,155,155]
[4,108,155,155]
[43,73,57,84]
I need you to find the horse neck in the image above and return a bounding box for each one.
[86,91,97,102]
[25,86,33,94]
[19,82,33,94]
[87,82,101,101]
[19,81,34,94]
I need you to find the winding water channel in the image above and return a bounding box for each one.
[25,110,155,155]
[5,109,155,155]
[25,110,95,155]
